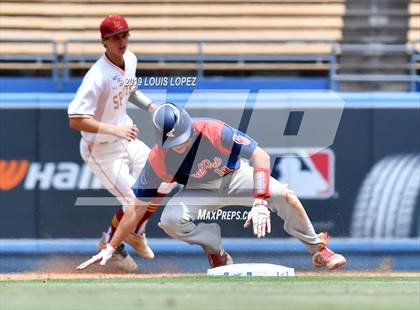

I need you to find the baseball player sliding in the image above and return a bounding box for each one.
[68,15,162,271]
[78,103,347,271]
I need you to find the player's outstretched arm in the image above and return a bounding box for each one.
[69,117,139,141]
[244,147,272,238]
[76,198,149,270]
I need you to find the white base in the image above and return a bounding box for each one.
[207,263,295,277]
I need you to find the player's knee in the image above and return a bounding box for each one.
[284,188,308,220]
[268,183,298,212]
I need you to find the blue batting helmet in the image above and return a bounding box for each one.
[152,103,193,148]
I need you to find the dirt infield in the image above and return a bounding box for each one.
[2,271,420,281]
[2,256,419,281]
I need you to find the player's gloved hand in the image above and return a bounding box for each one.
[244,199,271,238]
[76,243,115,270]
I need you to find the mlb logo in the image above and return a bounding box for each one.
[271,149,335,199]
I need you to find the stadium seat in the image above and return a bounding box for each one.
[408,1,420,46]
[0,0,345,75]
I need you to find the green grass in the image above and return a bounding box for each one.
[1,276,419,310]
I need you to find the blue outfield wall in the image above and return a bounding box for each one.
[0,92,419,238]
[0,90,419,272]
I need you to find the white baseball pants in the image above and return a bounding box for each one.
[80,138,150,209]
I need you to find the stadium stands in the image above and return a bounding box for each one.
[0,0,418,89]
[0,0,345,76]
[335,0,419,91]
[409,1,420,43]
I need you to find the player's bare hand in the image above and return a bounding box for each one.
[76,244,115,270]
[244,199,271,238]
[114,124,139,141]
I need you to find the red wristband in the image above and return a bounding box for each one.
[254,168,271,199]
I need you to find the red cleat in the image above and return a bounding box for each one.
[312,233,347,270]
[208,250,234,268]
[312,247,347,270]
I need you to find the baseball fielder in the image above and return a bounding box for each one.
[78,103,347,270]
[68,15,160,271]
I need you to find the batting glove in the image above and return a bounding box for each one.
[76,243,115,270]
[244,199,271,238]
